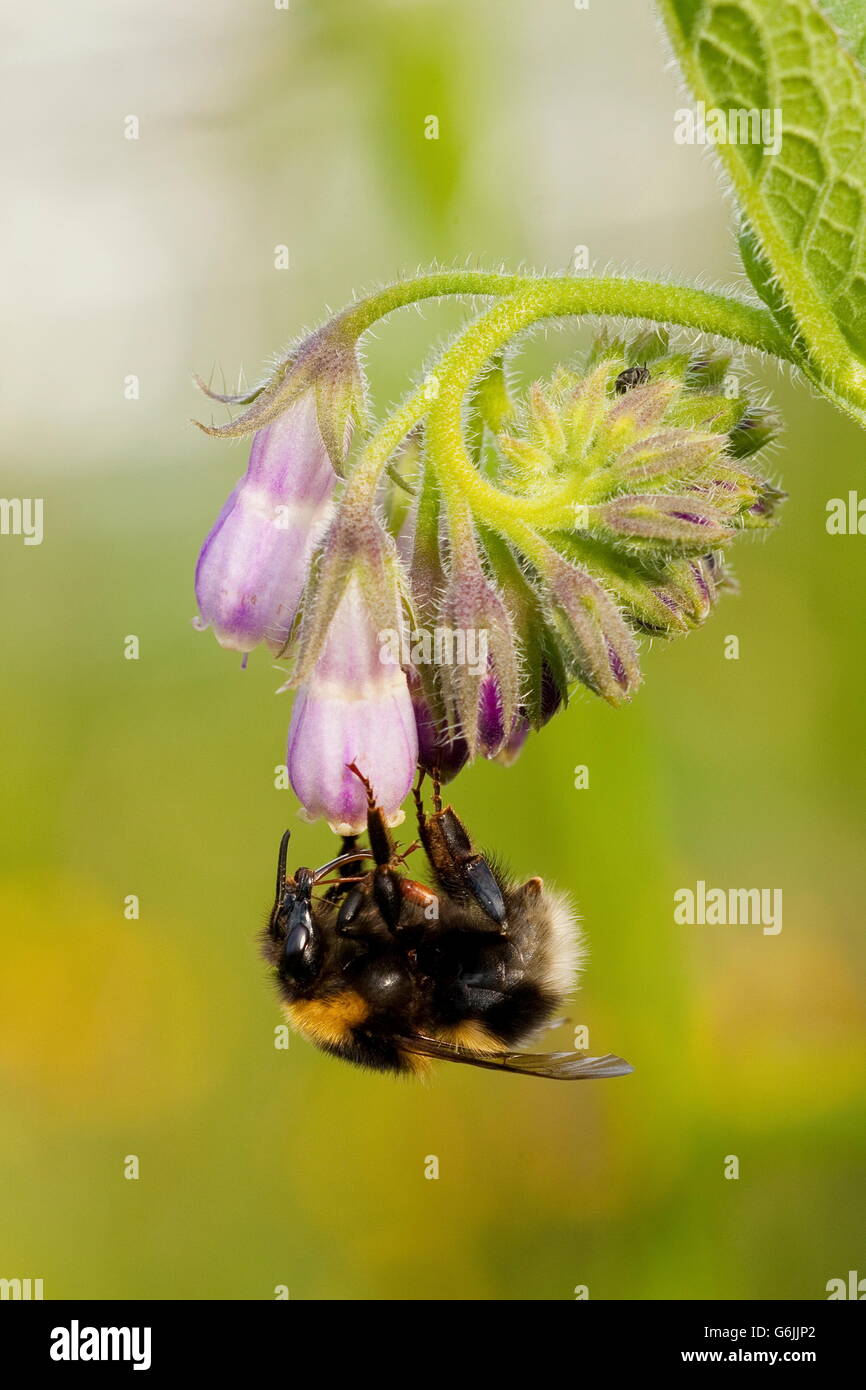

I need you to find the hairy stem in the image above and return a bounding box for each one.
[345,274,790,524]
[338,270,789,358]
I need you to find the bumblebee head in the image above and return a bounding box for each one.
[266,836,321,988]
[263,831,425,1073]
[267,831,376,989]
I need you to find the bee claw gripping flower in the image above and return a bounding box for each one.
[194,390,337,654]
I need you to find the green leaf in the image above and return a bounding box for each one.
[658,0,866,420]
[816,1,866,67]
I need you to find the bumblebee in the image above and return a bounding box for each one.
[261,766,632,1081]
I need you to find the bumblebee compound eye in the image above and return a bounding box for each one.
[268,861,314,942]
[278,893,323,987]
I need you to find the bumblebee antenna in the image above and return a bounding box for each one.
[313,850,376,881]
[275,829,291,902]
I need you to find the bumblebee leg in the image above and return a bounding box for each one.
[372,873,440,941]
[412,773,429,842]
[335,884,370,935]
[334,874,396,942]
[347,761,396,867]
[400,877,440,918]
[461,856,508,927]
[372,865,404,930]
[319,832,384,939]
[346,764,437,935]
[323,836,362,903]
[419,805,507,930]
[394,839,420,867]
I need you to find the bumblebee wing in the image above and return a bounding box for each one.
[399,1034,633,1080]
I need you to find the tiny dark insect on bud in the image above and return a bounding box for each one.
[615,364,650,394]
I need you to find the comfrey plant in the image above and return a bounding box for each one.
[192,0,866,835]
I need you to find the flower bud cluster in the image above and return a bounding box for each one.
[193,327,782,830]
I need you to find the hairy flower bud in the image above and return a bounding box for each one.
[494,716,530,767]
[587,493,736,551]
[287,577,417,833]
[727,405,782,460]
[410,671,469,783]
[438,523,520,759]
[194,325,367,474]
[194,391,336,654]
[484,330,783,704]
[293,499,408,685]
[487,661,564,769]
[542,552,641,705]
[477,671,508,755]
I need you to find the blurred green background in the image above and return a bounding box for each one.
[2,0,865,1301]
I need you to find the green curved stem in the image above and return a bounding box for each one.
[345,273,790,520]
[338,270,528,335]
[339,270,788,356]
[348,384,429,499]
